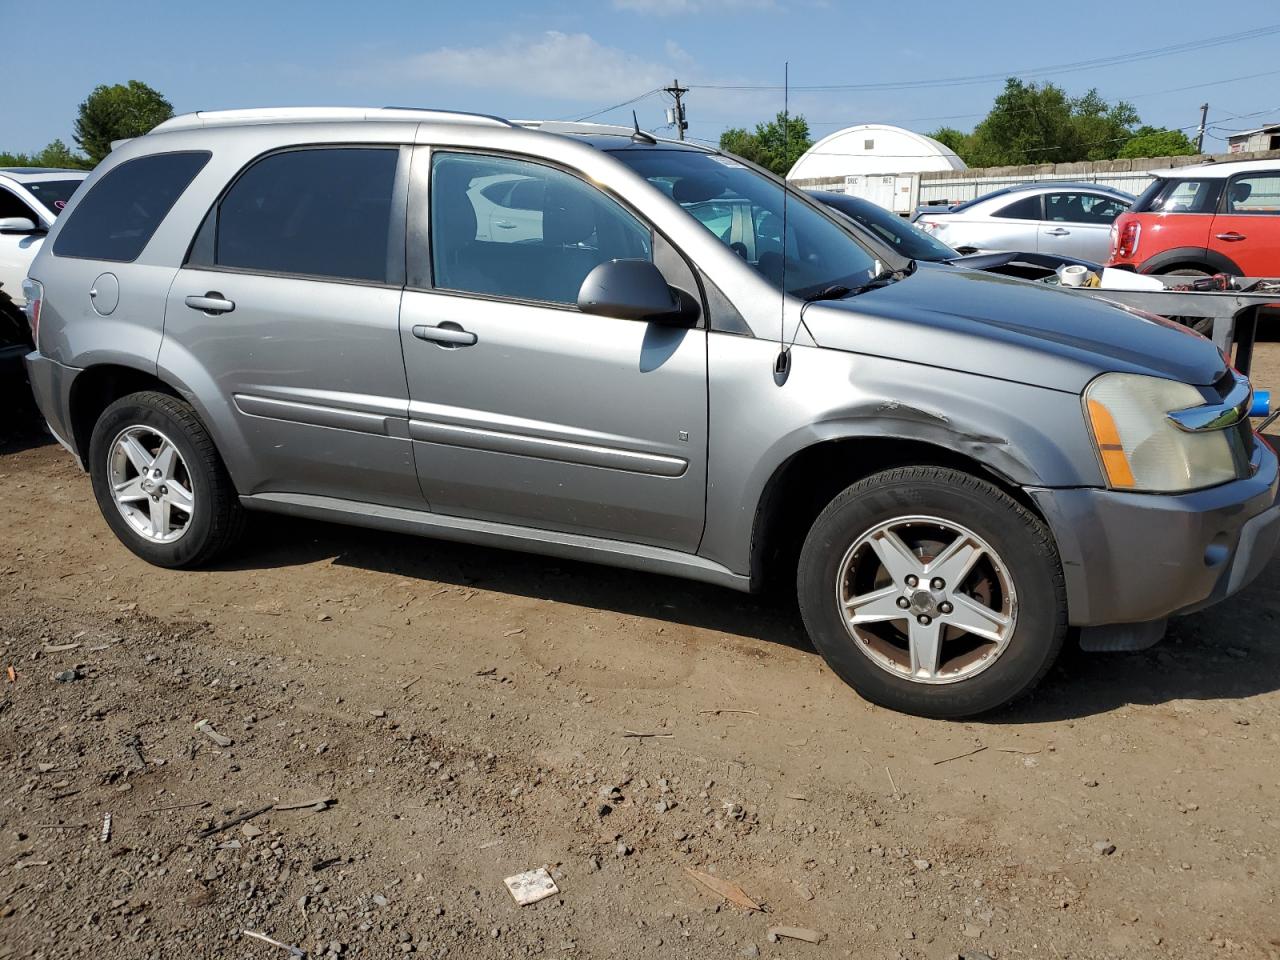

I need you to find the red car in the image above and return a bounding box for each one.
[1108,159,1280,277]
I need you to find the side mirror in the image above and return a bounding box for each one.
[0,217,42,236]
[578,259,698,326]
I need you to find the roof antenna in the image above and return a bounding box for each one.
[631,110,657,145]
[773,61,791,387]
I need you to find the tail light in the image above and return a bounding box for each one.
[21,278,42,350]
[919,219,943,234]
[1113,220,1141,260]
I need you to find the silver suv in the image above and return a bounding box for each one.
[22,107,1280,718]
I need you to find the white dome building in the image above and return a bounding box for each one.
[788,124,966,213]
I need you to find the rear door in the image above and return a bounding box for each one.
[1209,170,1280,275]
[399,148,708,551]
[965,192,1042,253]
[161,145,422,508]
[1038,191,1129,260]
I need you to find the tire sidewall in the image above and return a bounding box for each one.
[798,473,1063,718]
[89,395,218,568]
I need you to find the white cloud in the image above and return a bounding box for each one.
[613,0,776,11]
[372,31,676,103]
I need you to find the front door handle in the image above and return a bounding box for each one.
[412,323,477,347]
[1045,227,1070,236]
[494,220,517,229]
[1215,232,1246,242]
[185,292,235,315]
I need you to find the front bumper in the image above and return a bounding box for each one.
[23,351,83,467]
[1029,438,1280,626]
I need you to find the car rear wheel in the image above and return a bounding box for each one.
[89,390,244,568]
[797,466,1067,718]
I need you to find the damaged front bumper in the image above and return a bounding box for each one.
[1028,437,1280,648]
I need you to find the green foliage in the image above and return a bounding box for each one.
[0,139,93,169]
[719,112,813,176]
[1118,125,1198,159]
[929,79,1185,167]
[73,81,174,164]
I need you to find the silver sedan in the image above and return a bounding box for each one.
[913,183,1133,261]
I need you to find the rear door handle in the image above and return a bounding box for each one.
[1045,227,1070,236]
[494,220,517,229]
[1215,232,1246,242]
[185,292,235,315]
[412,323,477,347]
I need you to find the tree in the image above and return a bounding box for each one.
[0,139,93,169]
[931,79,1143,167]
[1118,126,1197,159]
[928,126,972,158]
[74,81,173,164]
[719,112,813,176]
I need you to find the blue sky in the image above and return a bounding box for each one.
[3,0,1278,154]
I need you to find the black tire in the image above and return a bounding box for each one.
[797,466,1067,719]
[88,390,244,568]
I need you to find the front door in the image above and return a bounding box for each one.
[400,149,708,552]
[160,145,421,507]
[1209,171,1280,276]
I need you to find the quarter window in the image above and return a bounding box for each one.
[1223,174,1280,215]
[430,152,652,305]
[53,151,209,262]
[993,195,1042,220]
[191,147,398,283]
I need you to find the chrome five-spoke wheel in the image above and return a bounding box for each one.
[838,515,1017,684]
[107,425,196,543]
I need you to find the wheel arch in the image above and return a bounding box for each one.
[748,434,1049,593]
[68,363,183,463]
[1140,245,1243,276]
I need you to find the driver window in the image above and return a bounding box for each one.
[430,153,652,306]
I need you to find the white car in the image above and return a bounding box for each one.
[914,183,1133,262]
[1,167,88,310]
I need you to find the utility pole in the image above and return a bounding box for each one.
[1196,102,1209,153]
[664,79,689,140]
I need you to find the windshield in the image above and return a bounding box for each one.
[815,191,958,262]
[25,179,83,216]
[610,149,878,298]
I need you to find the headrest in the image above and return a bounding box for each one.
[1229,181,1253,204]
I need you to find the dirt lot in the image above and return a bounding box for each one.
[2,346,1280,960]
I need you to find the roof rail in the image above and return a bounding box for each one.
[150,107,514,135]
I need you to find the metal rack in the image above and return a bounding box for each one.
[1061,277,1280,376]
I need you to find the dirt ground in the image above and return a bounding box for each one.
[2,345,1280,960]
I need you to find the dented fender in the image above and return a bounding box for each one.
[698,335,1103,578]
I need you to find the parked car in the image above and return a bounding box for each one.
[22,108,1279,718]
[1,167,87,359]
[809,190,962,262]
[1107,158,1280,277]
[914,183,1133,262]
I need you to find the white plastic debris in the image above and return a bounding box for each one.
[503,866,559,906]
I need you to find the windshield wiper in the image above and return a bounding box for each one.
[802,284,855,303]
[845,260,915,296]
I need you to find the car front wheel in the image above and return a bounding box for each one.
[797,466,1067,718]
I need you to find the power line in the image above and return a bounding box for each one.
[688,24,1280,93]
[570,89,662,123]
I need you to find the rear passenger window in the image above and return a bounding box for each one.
[429,152,652,305]
[993,195,1041,220]
[191,147,398,283]
[53,151,209,262]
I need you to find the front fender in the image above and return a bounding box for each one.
[699,336,1101,577]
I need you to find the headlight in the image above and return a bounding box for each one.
[1084,372,1237,492]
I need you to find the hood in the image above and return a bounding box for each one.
[801,263,1225,394]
